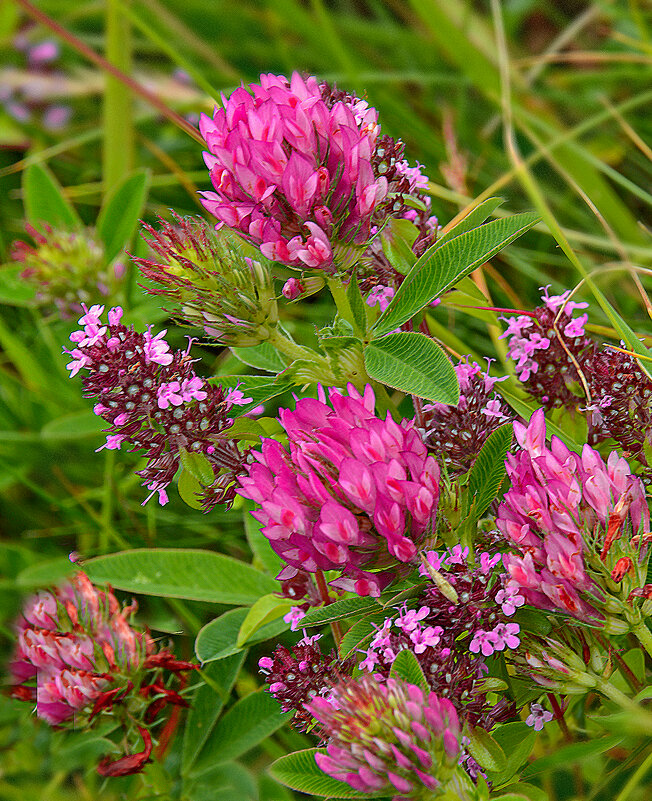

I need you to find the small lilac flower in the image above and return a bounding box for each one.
[283,606,307,631]
[225,385,253,406]
[496,584,525,616]
[366,285,395,312]
[526,703,554,731]
[469,630,499,657]
[143,327,173,366]
[157,381,184,409]
[395,605,429,633]
[490,622,521,651]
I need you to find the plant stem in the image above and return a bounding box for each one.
[326,276,354,327]
[632,620,652,660]
[595,677,652,735]
[104,0,133,192]
[315,570,342,646]
[266,327,320,363]
[99,449,116,553]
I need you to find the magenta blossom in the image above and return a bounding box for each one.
[497,409,650,623]
[198,73,391,271]
[237,384,440,596]
[306,675,462,799]
[9,572,153,725]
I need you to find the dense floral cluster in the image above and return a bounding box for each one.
[9,572,195,776]
[134,215,279,346]
[65,304,248,507]
[501,287,596,408]
[419,358,514,474]
[358,546,520,729]
[258,632,353,730]
[199,72,436,274]
[11,224,123,318]
[306,675,464,799]
[584,348,652,466]
[497,409,650,624]
[502,288,652,466]
[238,383,440,596]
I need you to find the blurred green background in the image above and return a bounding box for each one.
[1,0,651,798]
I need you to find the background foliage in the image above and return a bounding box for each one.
[1,0,651,798]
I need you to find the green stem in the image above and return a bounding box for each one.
[615,747,652,801]
[595,677,652,735]
[632,620,652,661]
[99,449,116,553]
[326,276,354,326]
[104,0,134,192]
[266,327,332,373]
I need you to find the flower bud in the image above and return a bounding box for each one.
[135,216,278,347]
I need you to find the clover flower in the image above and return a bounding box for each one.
[65,304,247,508]
[8,572,196,775]
[237,383,440,597]
[134,215,279,346]
[306,675,463,799]
[357,546,519,729]
[497,409,650,624]
[419,358,514,474]
[11,224,124,318]
[199,73,435,275]
[258,632,354,731]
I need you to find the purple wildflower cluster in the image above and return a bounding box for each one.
[358,545,520,729]
[65,304,248,507]
[502,287,652,466]
[501,287,595,406]
[419,358,514,474]
[238,384,440,597]
[306,675,462,799]
[498,409,650,624]
[258,632,353,731]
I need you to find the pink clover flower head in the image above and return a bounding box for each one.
[8,572,153,725]
[199,72,391,270]
[238,383,440,597]
[526,702,554,731]
[498,409,650,623]
[306,675,462,797]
